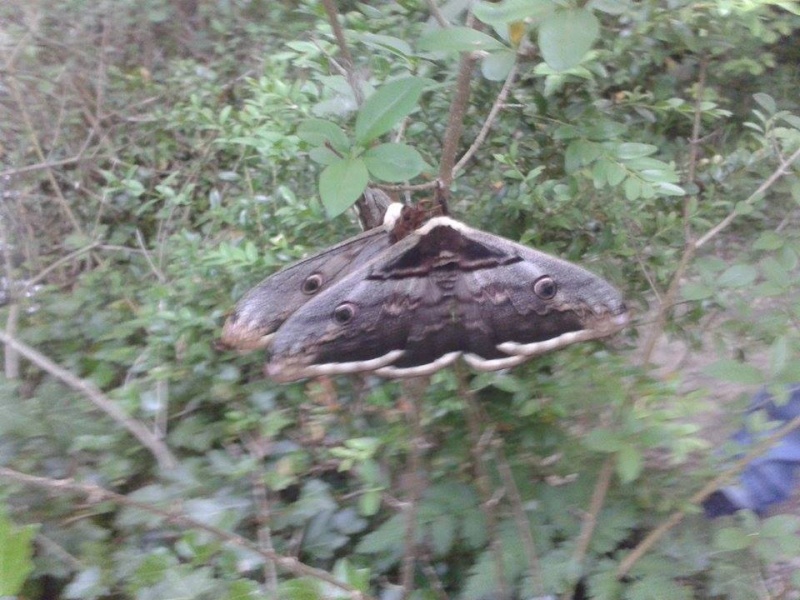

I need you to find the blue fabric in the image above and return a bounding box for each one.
[703,384,800,518]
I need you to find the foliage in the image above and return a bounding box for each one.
[2,0,800,599]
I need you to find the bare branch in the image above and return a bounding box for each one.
[0,466,373,600]
[321,0,364,106]
[453,62,518,176]
[0,331,178,470]
[617,412,800,578]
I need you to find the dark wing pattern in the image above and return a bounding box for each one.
[220,226,392,351]
[266,217,628,381]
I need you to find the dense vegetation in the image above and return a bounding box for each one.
[2,0,800,598]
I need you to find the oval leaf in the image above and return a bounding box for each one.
[363,143,426,182]
[319,158,369,218]
[417,27,507,54]
[474,0,557,27]
[538,9,600,71]
[355,77,428,144]
[705,359,764,385]
[297,118,350,153]
[481,50,517,81]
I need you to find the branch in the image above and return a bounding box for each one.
[321,0,364,106]
[453,61,518,176]
[439,49,477,189]
[0,466,372,600]
[616,412,800,578]
[0,331,178,470]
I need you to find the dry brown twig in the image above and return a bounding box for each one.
[0,330,178,470]
[0,466,373,600]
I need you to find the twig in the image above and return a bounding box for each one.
[321,0,364,106]
[617,412,800,578]
[22,242,101,290]
[453,61,518,176]
[439,46,478,189]
[563,457,615,600]
[494,439,545,596]
[683,58,707,241]
[458,371,508,597]
[425,0,450,28]
[400,378,428,598]
[0,331,178,470]
[694,145,800,249]
[0,466,372,600]
[246,437,279,596]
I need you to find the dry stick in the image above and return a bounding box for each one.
[683,59,707,241]
[458,373,508,598]
[617,412,800,578]
[0,331,178,471]
[695,144,800,250]
[0,466,373,600]
[321,0,364,106]
[493,440,545,597]
[246,438,279,597]
[6,68,83,235]
[400,378,428,598]
[453,61,519,177]
[425,0,450,28]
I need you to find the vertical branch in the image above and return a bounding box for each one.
[320,0,364,105]
[400,377,428,598]
[438,51,477,190]
[245,437,279,596]
[457,371,508,598]
[683,58,707,242]
[493,440,545,597]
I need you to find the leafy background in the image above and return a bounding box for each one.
[2,0,800,599]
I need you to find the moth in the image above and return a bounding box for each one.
[264,216,629,382]
[220,221,395,351]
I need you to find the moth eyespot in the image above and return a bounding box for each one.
[533,276,557,300]
[302,274,323,295]
[333,302,356,324]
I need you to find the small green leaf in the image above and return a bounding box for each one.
[417,27,508,54]
[0,509,37,596]
[308,146,341,166]
[718,264,757,288]
[753,93,776,115]
[623,177,641,200]
[616,445,643,483]
[363,143,426,182]
[616,143,658,159]
[753,231,785,251]
[474,0,557,26]
[538,9,599,71]
[681,282,714,301]
[297,118,350,153]
[481,50,517,81]
[318,158,369,218]
[704,359,763,385]
[714,527,751,551]
[355,77,428,144]
[770,335,789,377]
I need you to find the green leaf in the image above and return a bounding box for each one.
[297,118,350,153]
[473,0,557,26]
[753,231,785,251]
[418,27,507,53]
[704,359,763,385]
[681,282,714,301]
[616,142,658,159]
[481,50,517,81]
[616,444,643,483]
[714,527,751,551]
[355,77,428,144]
[718,264,757,288]
[624,177,641,200]
[538,9,600,71]
[0,509,37,596]
[363,143,426,182]
[318,158,369,218]
[753,92,776,115]
[770,335,789,377]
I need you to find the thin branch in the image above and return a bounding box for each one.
[563,457,615,600]
[458,371,508,597]
[695,145,800,249]
[0,331,178,470]
[453,61,518,176]
[246,437,279,596]
[425,0,450,28]
[494,440,544,597]
[321,0,364,106]
[22,242,101,290]
[683,57,707,242]
[617,412,800,578]
[400,378,428,598]
[0,466,372,600]
[374,181,439,193]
